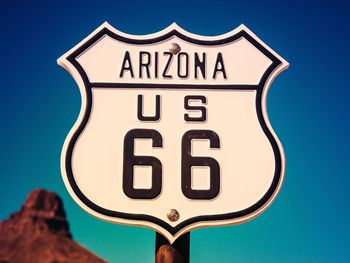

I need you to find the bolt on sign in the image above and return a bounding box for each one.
[58,22,288,243]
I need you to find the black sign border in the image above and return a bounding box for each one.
[64,25,283,236]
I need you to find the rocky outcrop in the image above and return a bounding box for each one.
[0,189,107,263]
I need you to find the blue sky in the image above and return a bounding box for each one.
[1,0,349,262]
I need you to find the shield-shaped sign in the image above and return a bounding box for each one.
[58,22,288,243]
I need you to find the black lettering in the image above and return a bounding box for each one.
[162,52,173,78]
[119,51,134,78]
[137,94,161,121]
[155,52,158,78]
[181,130,220,199]
[123,129,162,199]
[184,95,207,122]
[139,51,151,78]
[194,52,206,78]
[178,52,189,78]
[212,52,227,79]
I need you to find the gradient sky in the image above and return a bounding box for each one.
[1,0,349,262]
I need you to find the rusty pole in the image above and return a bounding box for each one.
[155,232,190,263]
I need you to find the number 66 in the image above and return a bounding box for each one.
[123,129,220,200]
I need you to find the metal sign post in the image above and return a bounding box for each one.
[58,22,288,260]
[156,232,190,263]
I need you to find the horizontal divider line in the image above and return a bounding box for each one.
[90,82,259,90]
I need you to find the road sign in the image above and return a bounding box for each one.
[58,22,288,243]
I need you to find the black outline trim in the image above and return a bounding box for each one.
[64,26,282,236]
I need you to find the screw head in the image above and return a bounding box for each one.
[167,209,180,222]
[169,43,181,55]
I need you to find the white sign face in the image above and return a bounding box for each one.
[58,22,288,243]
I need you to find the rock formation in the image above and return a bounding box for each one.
[0,189,107,263]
